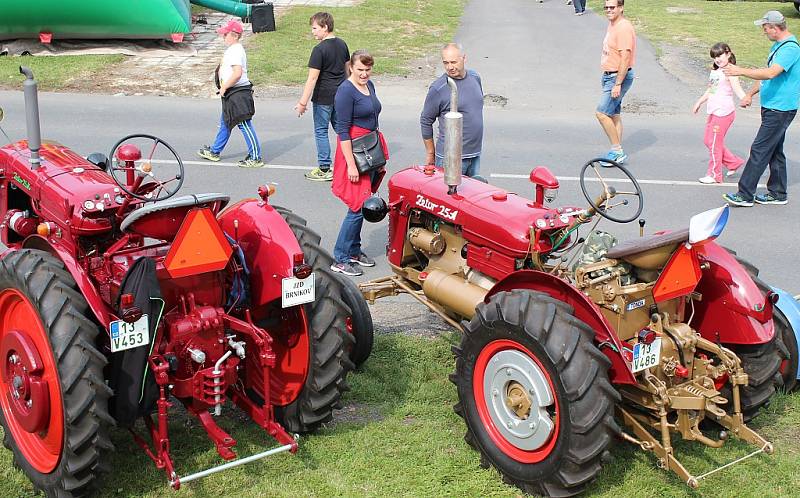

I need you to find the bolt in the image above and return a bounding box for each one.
[506,421,513,428]
[506,368,512,376]
[528,422,535,429]
[12,391,19,399]
[9,354,18,365]
[529,388,536,395]
[26,400,32,408]
[492,389,499,397]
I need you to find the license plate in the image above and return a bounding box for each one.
[632,338,661,373]
[282,274,315,308]
[109,314,150,353]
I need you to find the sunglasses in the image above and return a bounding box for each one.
[603,5,619,10]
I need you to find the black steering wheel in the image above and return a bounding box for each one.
[107,134,184,202]
[579,158,643,223]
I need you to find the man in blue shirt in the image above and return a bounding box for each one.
[723,11,800,207]
[420,43,484,177]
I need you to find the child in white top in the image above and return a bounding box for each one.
[692,42,746,184]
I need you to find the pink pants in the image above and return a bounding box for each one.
[703,112,744,182]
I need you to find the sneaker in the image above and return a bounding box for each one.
[305,167,334,182]
[603,149,628,164]
[723,192,754,207]
[330,261,363,276]
[698,176,718,184]
[754,193,788,205]
[350,252,375,267]
[725,168,740,178]
[238,157,264,168]
[575,11,585,15]
[566,0,572,4]
[197,146,220,162]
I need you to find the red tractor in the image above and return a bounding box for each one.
[0,67,373,495]
[359,79,787,496]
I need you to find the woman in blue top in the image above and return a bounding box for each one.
[330,50,388,276]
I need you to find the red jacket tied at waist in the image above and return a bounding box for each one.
[331,125,388,212]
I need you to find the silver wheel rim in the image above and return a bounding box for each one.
[483,349,555,450]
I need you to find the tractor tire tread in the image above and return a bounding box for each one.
[0,249,112,498]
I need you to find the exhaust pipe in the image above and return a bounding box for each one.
[444,77,462,195]
[19,66,41,169]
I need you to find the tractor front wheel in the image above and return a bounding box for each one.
[452,290,619,497]
[0,249,112,497]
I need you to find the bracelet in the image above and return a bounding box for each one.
[614,83,622,87]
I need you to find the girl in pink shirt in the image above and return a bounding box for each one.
[692,43,746,184]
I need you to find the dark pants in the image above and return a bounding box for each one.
[738,107,796,201]
[574,0,586,12]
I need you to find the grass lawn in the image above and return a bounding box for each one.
[245,0,466,85]
[0,55,124,92]
[588,0,800,68]
[0,333,797,497]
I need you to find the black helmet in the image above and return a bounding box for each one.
[362,196,388,223]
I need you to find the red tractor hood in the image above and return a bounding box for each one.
[389,166,570,255]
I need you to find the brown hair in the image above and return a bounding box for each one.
[350,49,374,68]
[710,42,736,69]
[309,12,334,32]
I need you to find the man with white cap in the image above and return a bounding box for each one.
[723,11,800,207]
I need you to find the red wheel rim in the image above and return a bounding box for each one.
[268,307,310,406]
[473,339,559,463]
[0,289,63,473]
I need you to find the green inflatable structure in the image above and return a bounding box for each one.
[0,0,274,42]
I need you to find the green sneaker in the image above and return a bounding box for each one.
[238,157,264,168]
[305,167,333,182]
[197,146,220,162]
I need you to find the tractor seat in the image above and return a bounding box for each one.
[121,193,230,242]
[605,229,689,270]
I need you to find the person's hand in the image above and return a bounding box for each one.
[722,64,742,77]
[347,164,360,183]
[740,94,752,108]
[294,101,307,117]
[611,84,621,99]
[219,87,227,97]
[425,153,435,166]
[691,101,701,114]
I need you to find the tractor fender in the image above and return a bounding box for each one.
[217,199,300,307]
[772,286,800,381]
[19,235,113,329]
[693,242,774,345]
[486,270,636,385]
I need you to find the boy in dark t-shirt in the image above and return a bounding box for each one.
[295,12,350,181]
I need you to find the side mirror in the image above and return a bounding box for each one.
[86,152,109,169]
[529,166,559,207]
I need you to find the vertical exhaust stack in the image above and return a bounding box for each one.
[19,66,42,169]
[444,77,462,195]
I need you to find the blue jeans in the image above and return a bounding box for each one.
[574,0,586,12]
[210,113,262,160]
[313,103,336,168]
[596,70,634,116]
[738,107,795,201]
[333,207,364,263]
[435,155,481,177]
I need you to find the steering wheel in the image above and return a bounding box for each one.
[579,158,643,223]
[107,134,184,202]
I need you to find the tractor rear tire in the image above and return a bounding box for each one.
[775,308,798,392]
[334,274,374,368]
[0,249,113,497]
[271,207,355,433]
[722,250,788,417]
[274,205,373,367]
[452,290,620,497]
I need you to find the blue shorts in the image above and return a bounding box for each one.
[596,69,634,116]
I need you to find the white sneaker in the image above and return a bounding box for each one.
[698,176,718,184]
[725,168,739,178]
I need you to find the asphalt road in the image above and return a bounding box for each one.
[0,0,797,292]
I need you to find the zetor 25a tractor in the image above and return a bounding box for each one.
[0,68,373,495]
[359,78,787,496]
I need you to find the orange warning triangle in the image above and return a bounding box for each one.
[164,208,233,278]
[652,244,701,303]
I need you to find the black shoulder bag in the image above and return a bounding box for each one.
[351,84,387,174]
